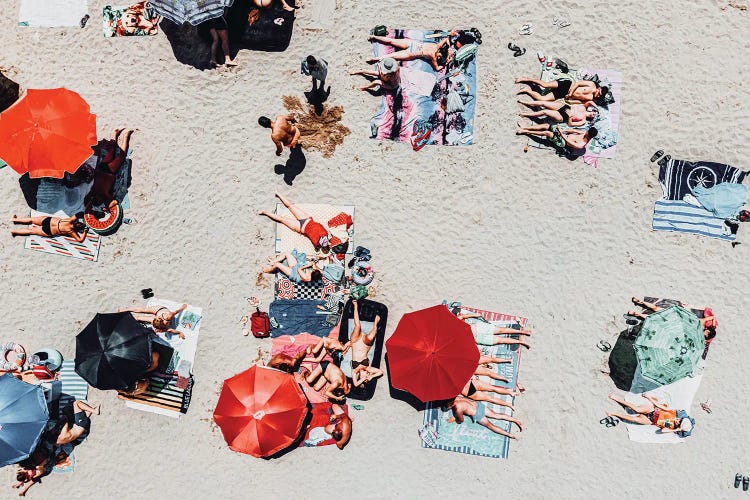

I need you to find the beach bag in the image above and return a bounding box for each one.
[251,310,271,338]
[454,43,478,65]
[371,25,387,36]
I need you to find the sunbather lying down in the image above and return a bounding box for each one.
[261,250,322,284]
[607,392,694,437]
[303,359,350,403]
[120,303,187,338]
[366,35,453,71]
[516,122,597,153]
[629,296,717,344]
[517,99,598,128]
[516,77,610,106]
[11,214,88,241]
[447,395,523,439]
[453,310,532,349]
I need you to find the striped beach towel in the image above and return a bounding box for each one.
[24,210,101,261]
[52,361,89,474]
[118,371,193,417]
[653,200,735,242]
[422,308,526,459]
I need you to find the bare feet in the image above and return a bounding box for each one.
[225,57,238,67]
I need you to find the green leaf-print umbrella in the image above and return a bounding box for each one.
[633,306,705,386]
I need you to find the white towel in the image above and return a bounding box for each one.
[18,0,88,27]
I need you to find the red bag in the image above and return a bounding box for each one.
[251,310,270,338]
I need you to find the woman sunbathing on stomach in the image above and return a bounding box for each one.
[348,300,383,387]
[453,309,532,349]
[259,192,332,253]
[366,35,453,71]
[516,77,610,105]
[11,214,88,241]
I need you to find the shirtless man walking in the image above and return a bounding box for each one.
[258,114,300,156]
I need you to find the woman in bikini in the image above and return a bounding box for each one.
[348,300,383,387]
[518,99,598,128]
[607,392,694,436]
[351,57,401,92]
[85,128,134,209]
[461,374,518,400]
[48,400,101,446]
[454,311,532,349]
[258,192,332,252]
[366,35,453,71]
[307,336,351,362]
[119,303,188,339]
[628,297,717,345]
[10,214,87,241]
[516,77,610,106]
[448,396,523,439]
[261,250,323,284]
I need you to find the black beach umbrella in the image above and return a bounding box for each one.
[75,312,153,390]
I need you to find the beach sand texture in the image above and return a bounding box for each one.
[1,0,750,498]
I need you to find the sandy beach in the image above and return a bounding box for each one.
[1,0,750,498]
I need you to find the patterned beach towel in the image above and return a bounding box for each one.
[118,371,193,416]
[652,200,735,241]
[369,28,479,147]
[659,158,748,201]
[103,2,159,37]
[52,360,88,474]
[275,276,342,301]
[274,203,355,256]
[422,308,527,459]
[18,0,88,27]
[24,210,101,261]
[299,402,349,447]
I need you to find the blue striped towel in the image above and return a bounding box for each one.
[58,360,89,418]
[653,200,734,241]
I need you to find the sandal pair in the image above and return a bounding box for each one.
[507,43,526,57]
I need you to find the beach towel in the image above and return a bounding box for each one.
[24,210,101,261]
[336,299,388,401]
[36,177,92,217]
[51,360,88,474]
[120,299,202,417]
[228,1,294,51]
[526,64,622,163]
[422,308,526,459]
[18,0,88,27]
[299,402,349,447]
[274,203,355,256]
[652,200,735,241]
[624,361,704,444]
[369,28,479,147]
[268,299,331,337]
[659,158,748,202]
[275,276,342,301]
[693,183,748,218]
[271,333,335,404]
[103,2,160,37]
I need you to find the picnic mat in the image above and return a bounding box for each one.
[299,402,350,447]
[120,298,202,417]
[527,65,622,162]
[18,0,88,27]
[274,203,355,256]
[369,28,479,147]
[52,360,88,474]
[422,307,526,459]
[275,276,342,301]
[103,2,159,37]
[24,210,101,261]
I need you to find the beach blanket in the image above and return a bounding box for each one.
[269,299,331,337]
[369,28,479,147]
[36,178,92,217]
[652,200,736,241]
[275,276,342,301]
[299,402,349,447]
[51,360,88,474]
[527,65,622,163]
[336,299,388,401]
[624,362,704,444]
[120,299,202,417]
[422,308,526,459]
[659,157,748,202]
[24,210,101,261]
[229,2,294,51]
[274,203,355,256]
[271,333,335,404]
[103,2,159,37]
[18,0,88,27]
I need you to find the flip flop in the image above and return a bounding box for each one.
[650,150,664,162]
[79,14,89,28]
[508,42,519,52]
[514,48,526,57]
[735,473,743,488]
[623,313,641,326]
[744,476,749,491]
[558,20,571,28]
[597,340,611,352]
[657,154,672,167]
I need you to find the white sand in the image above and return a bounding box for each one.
[2,0,750,498]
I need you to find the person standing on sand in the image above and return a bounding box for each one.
[301,55,328,92]
[258,115,300,156]
[202,9,237,67]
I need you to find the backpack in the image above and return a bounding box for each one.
[251,310,271,338]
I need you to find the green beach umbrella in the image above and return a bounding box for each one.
[634,306,704,386]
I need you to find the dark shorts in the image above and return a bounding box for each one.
[320,360,330,372]
[41,217,53,236]
[203,15,227,31]
[551,79,572,100]
[559,104,570,122]
[466,381,477,397]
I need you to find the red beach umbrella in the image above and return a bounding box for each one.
[386,304,480,402]
[213,365,308,458]
[0,88,97,178]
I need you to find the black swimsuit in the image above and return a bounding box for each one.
[41,217,53,236]
[351,358,370,369]
[320,360,330,372]
[467,381,477,396]
[551,79,572,100]
[558,104,570,122]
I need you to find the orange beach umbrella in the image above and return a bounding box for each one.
[0,88,96,178]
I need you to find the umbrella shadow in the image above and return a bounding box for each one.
[264,401,313,460]
[608,328,639,391]
[159,19,213,70]
[274,146,306,186]
[384,354,427,412]
[0,69,19,112]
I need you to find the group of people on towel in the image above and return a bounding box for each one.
[515,74,611,155]
[265,300,382,449]
[9,127,134,241]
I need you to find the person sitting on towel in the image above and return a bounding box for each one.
[516,123,597,154]
[258,191,332,253]
[261,251,322,284]
[47,400,101,446]
[258,114,300,156]
[267,350,307,373]
[304,404,352,449]
[366,35,453,72]
[10,214,88,241]
[303,360,350,403]
[607,392,695,436]
[446,396,523,439]
[348,300,384,387]
[351,57,401,92]
[85,128,134,210]
[516,77,610,106]
[451,307,532,348]
[119,303,188,339]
